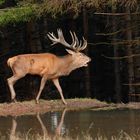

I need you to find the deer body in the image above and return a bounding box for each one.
[7,29,91,104]
[8,53,73,78]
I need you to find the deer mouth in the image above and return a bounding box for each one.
[84,63,88,67]
[83,62,89,67]
[84,59,91,67]
[82,58,91,67]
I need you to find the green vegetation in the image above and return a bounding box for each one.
[0,0,5,5]
[0,5,36,26]
[0,0,138,26]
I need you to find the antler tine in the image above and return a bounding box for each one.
[73,32,80,46]
[57,29,64,40]
[70,31,75,44]
[80,37,87,51]
[70,31,77,50]
[47,32,58,46]
[75,37,87,51]
[47,29,71,47]
[57,29,72,48]
[77,40,82,51]
[71,32,87,52]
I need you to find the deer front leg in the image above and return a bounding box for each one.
[52,78,67,105]
[36,76,47,104]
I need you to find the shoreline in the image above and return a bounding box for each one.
[0,98,139,116]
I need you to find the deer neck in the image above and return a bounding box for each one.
[59,54,78,76]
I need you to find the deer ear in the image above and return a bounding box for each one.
[66,49,75,55]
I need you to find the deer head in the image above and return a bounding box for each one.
[47,29,91,70]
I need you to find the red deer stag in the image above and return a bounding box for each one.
[7,29,91,105]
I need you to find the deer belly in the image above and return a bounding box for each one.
[29,66,46,75]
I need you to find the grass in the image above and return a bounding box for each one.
[3,131,140,140]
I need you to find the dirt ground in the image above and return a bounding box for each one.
[0,98,139,116]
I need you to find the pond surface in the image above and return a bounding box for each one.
[0,108,140,139]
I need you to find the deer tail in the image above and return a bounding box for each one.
[7,57,17,68]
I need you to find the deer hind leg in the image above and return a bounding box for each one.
[52,78,67,105]
[7,75,24,102]
[36,77,47,104]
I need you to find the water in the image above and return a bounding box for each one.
[0,109,140,139]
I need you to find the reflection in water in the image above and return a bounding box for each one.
[8,109,67,140]
[0,109,140,139]
[36,113,48,140]
[9,117,17,140]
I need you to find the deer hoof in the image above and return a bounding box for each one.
[36,100,39,104]
[11,99,17,103]
[63,101,67,105]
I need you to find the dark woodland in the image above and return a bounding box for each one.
[0,0,140,103]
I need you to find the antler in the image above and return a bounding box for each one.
[47,29,87,52]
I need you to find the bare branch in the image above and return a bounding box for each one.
[124,83,140,86]
[89,39,140,46]
[96,24,140,36]
[94,12,140,16]
[102,53,140,60]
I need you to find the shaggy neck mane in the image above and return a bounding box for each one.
[58,54,77,75]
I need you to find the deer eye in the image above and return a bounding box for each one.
[78,54,82,57]
[80,53,84,56]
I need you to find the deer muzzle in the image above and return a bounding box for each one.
[84,57,91,67]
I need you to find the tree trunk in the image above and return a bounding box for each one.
[83,7,91,97]
[128,8,140,101]
[125,8,135,101]
[112,7,122,102]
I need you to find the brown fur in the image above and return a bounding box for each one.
[7,51,91,104]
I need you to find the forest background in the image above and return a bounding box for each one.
[0,0,140,103]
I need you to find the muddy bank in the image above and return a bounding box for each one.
[0,99,107,116]
[0,99,139,116]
